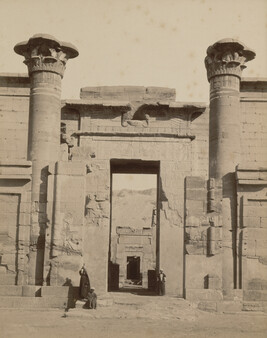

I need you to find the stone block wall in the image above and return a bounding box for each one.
[70,134,191,295]
[59,86,199,295]
[190,107,209,179]
[0,74,30,161]
[83,159,110,293]
[236,167,267,309]
[0,161,32,286]
[159,160,186,296]
[185,176,223,298]
[0,70,266,308]
[80,86,176,102]
[0,193,21,285]
[237,78,267,309]
[44,161,86,287]
[240,79,267,167]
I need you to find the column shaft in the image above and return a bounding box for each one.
[14,34,78,285]
[209,75,241,178]
[205,39,255,298]
[28,72,61,284]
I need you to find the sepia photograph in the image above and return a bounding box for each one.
[0,0,266,337]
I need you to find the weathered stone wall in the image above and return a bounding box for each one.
[190,107,209,179]
[0,161,32,286]
[159,159,186,296]
[83,159,110,293]
[236,167,267,311]
[0,74,30,161]
[80,85,176,102]
[183,76,267,307]
[0,193,21,285]
[238,80,267,309]
[57,86,202,295]
[184,176,223,301]
[43,161,86,287]
[70,133,191,295]
[240,79,267,167]
[0,38,266,309]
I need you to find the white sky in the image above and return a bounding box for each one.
[0,0,266,103]
[113,174,157,191]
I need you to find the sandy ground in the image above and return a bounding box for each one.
[1,294,267,338]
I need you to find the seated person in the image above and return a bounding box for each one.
[87,287,97,309]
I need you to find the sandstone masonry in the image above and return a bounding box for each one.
[0,34,266,311]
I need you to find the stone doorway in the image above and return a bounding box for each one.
[127,256,140,281]
[108,160,160,293]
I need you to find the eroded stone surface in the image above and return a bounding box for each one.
[0,36,266,311]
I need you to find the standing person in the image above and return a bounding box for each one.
[157,269,166,296]
[87,287,97,309]
[79,264,90,299]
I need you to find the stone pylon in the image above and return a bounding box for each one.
[14,34,78,285]
[205,39,255,297]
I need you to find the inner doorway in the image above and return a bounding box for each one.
[108,160,159,293]
[127,256,140,281]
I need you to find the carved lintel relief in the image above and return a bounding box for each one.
[205,39,255,81]
[14,34,79,78]
[66,101,206,140]
[121,103,150,127]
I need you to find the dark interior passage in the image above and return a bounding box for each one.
[127,256,140,280]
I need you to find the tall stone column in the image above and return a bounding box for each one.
[205,39,255,297]
[14,34,78,285]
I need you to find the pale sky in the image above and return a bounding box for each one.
[113,174,157,191]
[0,0,266,103]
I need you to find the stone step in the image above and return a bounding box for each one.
[66,295,198,320]
[0,296,68,309]
[75,295,113,309]
[109,293,166,306]
[75,300,86,309]
[41,286,70,298]
[0,274,16,284]
[0,285,23,296]
[216,300,243,313]
[243,301,267,312]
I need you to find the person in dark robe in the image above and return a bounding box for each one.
[157,269,166,296]
[87,287,97,309]
[79,265,90,299]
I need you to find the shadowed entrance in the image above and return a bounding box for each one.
[108,160,160,294]
[127,256,140,281]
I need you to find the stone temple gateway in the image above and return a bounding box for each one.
[0,34,266,311]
